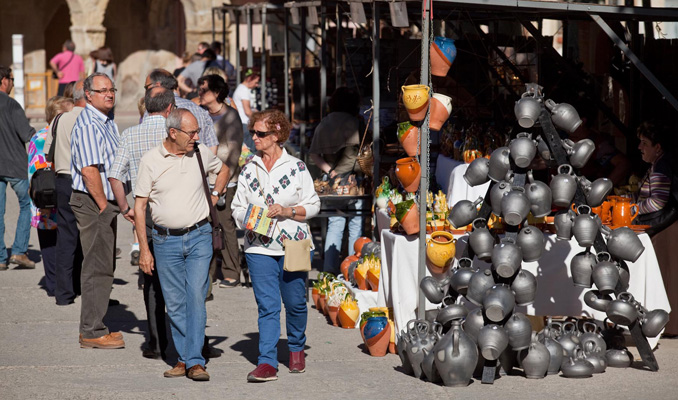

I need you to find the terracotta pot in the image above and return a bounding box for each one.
[426,231,457,271]
[311,288,320,310]
[396,200,420,235]
[328,306,339,327]
[388,319,397,354]
[364,316,392,357]
[611,197,638,227]
[340,254,359,280]
[395,157,421,193]
[429,93,453,131]
[430,37,457,77]
[402,84,430,121]
[318,295,327,315]
[397,122,420,156]
[354,268,368,290]
[366,269,380,292]
[338,305,359,329]
[354,237,372,256]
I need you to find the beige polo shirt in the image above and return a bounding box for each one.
[44,106,85,175]
[135,142,223,229]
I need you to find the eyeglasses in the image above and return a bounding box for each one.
[175,127,201,139]
[90,88,117,95]
[252,130,274,138]
[144,83,153,91]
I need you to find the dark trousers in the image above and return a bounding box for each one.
[55,175,83,304]
[57,83,67,96]
[37,229,57,296]
[70,191,119,339]
[209,186,240,282]
[142,207,168,356]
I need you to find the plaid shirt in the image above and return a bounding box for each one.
[109,115,167,193]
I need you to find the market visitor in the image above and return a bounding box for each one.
[309,87,364,274]
[231,109,320,382]
[197,74,244,289]
[49,40,85,96]
[134,108,229,381]
[633,121,678,336]
[232,70,260,151]
[178,48,217,97]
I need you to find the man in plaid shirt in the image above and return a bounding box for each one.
[109,86,174,359]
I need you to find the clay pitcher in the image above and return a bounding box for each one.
[550,164,577,207]
[430,36,457,77]
[488,147,511,182]
[464,157,490,187]
[401,84,430,121]
[397,121,419,156]
[640,308,670,338]
[511,269,537,306]
[509,132,537,168]
[610,197,638,227]
[490,179,513,216]
[429,93,453,131]
[395,199,419,235]
[450,257,475,296]
[426,231,457,272]
[449,197,483,229]
[554,208,576,240]
[570,250,596,288]
[525,170,553,218]
[491,237,522,279]
[434,320,477,387]
[580,177,613,207]
[395,157,421,193]
[420,276,447,304]
[583,290,613,312]
[606,292,638,326]
[562,138,596,169]
[591,252,619,295]
[514,93,542,129]
[501,186,531,226]
[478,324,509,360]
[517,223,545,262]
[603,225,645,262]
[469,218,494,261]
[462,308,484,343]
[364,315,392,357]
[483,284,516,323]
[519,338,550,379]
[466,269,494,306]
[505,312,533,351]
[545,99,583,133]
[572,205,600,248]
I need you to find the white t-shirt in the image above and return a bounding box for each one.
[232,83,253,125]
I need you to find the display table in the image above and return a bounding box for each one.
[339,275,378,329]
[375,208,391,237]
[376,229,670,348]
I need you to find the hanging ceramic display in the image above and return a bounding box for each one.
[430,36,457,77]
[401,84,430,121]
[395,157,421,193]
[397,121,420,156]
[429,93,453,131]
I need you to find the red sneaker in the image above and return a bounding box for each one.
[247,363,278,382]
[289,351,305,373]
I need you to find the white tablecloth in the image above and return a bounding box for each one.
[445,162,491,210]
[436,154,462,194]
[375,208,391,238]
[376,230,670,348]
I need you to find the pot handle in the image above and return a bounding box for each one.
[617,292,634,303]
[544,98,556,111]
[472,218,487,230]
[582,321,600,333]
[558,164,574,176]
[630,204,639,220]
[576,204,591,215]
[596,251,611,263]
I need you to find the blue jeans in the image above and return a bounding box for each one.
[246,251,311,369]
[323,200,363,274]
[152,222,212,369]
[0,177,31,264]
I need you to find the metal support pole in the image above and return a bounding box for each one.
[417,0,431,321]
[284,8,290,118]
[320,3,328,117]
[300,7,308,161]
[261,6,268,110]
[372,1,380,183]
[590,14,678,112]
[212,8,216,43]
[335,3,342,88]
[236,10,241,82]
[222,8,226,62]
[247,7,254,68]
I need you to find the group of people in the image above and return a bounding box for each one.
[0,38,321,383]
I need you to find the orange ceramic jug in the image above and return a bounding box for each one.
[611,197,638,227]
[591,200,613,225]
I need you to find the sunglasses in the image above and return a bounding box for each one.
[252,130,274,138]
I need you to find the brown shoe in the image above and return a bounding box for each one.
[9,254,35,269]
[80,333,125,349]
[79,331,123,344]
[164,362,186,378]
[187,365,210,381]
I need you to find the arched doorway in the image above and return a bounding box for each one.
[44,1,72,67]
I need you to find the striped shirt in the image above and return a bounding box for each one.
[109,115,167,193]
[70,104,120,200]
[638,155,672,214]
[174,96,218,148]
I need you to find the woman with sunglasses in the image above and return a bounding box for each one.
[232,109,320,382]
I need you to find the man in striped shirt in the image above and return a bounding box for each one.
[69,72,124,349]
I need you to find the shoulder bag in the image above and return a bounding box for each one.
[52,53,75,80]
[30,113,64,208]
[195,145,225,251]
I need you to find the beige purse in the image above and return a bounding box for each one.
[283,236,312,272]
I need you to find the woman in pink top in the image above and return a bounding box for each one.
[49,40,84,96]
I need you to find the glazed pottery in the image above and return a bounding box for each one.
[397,333,414,375]
[606,292,638,326]
[449,197,483,229]
[610,196,639,227]
[395,157,421,193]
[318,294,327,315]
[401,84,430,121]
[570,251,596,288]
[366,269,379,292]
[572,205,600,248]
[525,170,553,218]
[338,304,360,329]
[478,324,509,360]
[511,269,537,306]
[602,225,645,262]
[580,322,607,355]
[464,157,490,187]
[364,316,392,357]
[554,209,576,240]
[466,269,494,306]
[450,258,476,295]
[463,308,484,343]
[584,290,612,312]
[328,305,339,326]
[483,284,516,323]
[591,252,619,295]
[514,93,542,129]
[509,132,537,168]
[545,99,583,133]
[488,147,512,182]
[519,339,550,379]
[578,176,613,207]
[404,320,435,378]
[354,237,372,256]
[490,180,513,216]
[640,308,670,338]
[562,138,595,169]
[560,355,594,378]
[361,241,381,257]
[501,186,531,226]
[426,231,457,270]
[395,199,419,235]
[517,224,545,262]
[540,334,564,375]
[491,237,522,278]
[340,254,359,280]
[505,312,533,351]
[550,164,577,207]
[469,218,494,261]
[605,348,632,368]
[557,322,581,358]
[312,288,320,310]
[436,295,469,329]
[434,320,477,387]
[354,265,368,291]
[420,276,447,304]
[397,121,419,156]
[430,37,457,77]
[421,322,443,382]
[429,93,453,131]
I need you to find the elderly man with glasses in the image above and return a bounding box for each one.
[134,108,229,381]
[69,72,123,349]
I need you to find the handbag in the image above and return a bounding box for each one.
[195,145,225,251]
[52,53,75,80]
[30,113,64,208]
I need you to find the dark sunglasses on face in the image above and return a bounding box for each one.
[252,130,274,138]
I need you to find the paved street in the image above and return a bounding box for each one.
[1,119,678,399]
